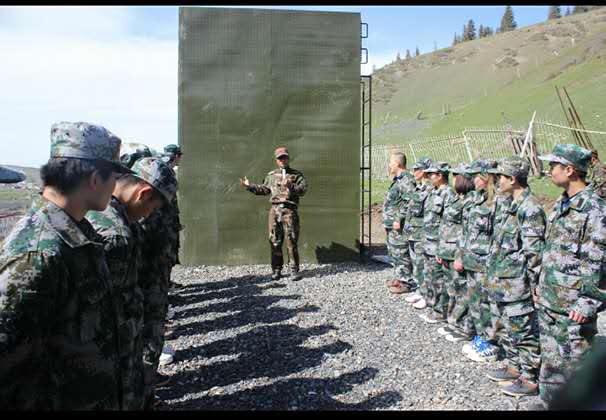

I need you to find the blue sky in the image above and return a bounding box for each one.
[0,5,561,167]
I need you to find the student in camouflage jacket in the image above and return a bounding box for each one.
[403,157,433,305]
[484,157,545,397]
[437,164,475,338]
[420,162,456,323]
[536,144,606,408]
[87,157,176,410]
[588,149,606,199]
[0,122,131,409]
[241,147,308,280]
[383,152,417,294]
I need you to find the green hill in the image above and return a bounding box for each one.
[372,7,606,145]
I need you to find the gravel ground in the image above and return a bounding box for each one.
[157,262,606,410]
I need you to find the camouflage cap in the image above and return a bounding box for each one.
[50,121,132,173]
[451,163,473,179]
[274,147,289,159]
[120,142,153,169]
[164,144,182,155]
[424,161,450,174]
[538,143,592,173]
[467,158,498,175]
[487,156,530,178]
[411,157,433,170]
[130,157,178,204]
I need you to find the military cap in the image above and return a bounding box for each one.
[411,157,433,170]
[538,143,593,173]
[0,165,26,184]
[487,156,530,178]
[451,163,473,179]
[120,142,153,169]
[467,158,498,175]
[50,121,132,173]
[424,161,450,174]
[164,144,182,155]
[130,157,177,204]
[274,147,289,159]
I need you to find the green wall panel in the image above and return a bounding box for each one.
[178,7,361,265]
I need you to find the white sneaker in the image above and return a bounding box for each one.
[405,293,422,303]
[437,326,452,336]
[413,298,427,309]
[159,344,175,366]
[465,341,498,363]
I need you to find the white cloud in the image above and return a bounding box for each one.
[0,7,176,167]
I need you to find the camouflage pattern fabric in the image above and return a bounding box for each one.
[130,157,178,205]
[443,263,469,332]
[268,205,300,272]
[487,188,546,302]
[538,143,593,173]
[537,185,606,404]
[404,182,432,292]
[87,197,145,410]
[588,159,606,200]
[408,240,425,292]
[247,166,308,207]
[0,199,121,410]
[538,306,598,405]
[464,271,494,339]
[490,299,541,382]
[383,171,416,285]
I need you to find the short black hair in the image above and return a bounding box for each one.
[40,158,113,195]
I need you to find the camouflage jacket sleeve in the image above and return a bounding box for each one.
[572,208,606,318]
[289,171,308,197]
[519,200,546,289]
[455,192,475,262]
[247,173,272,196]
[396,175,416,224]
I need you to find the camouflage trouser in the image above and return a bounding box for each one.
[408,240,424,290]
[422,252,448,315]
[269,205,300,272]
[465,270,494,340]
[490,299,541,382]
[443,261,469,333]
[386,228,413,287]
[538,306,598,405]
[119,315,145,410]
[142,257,172,408]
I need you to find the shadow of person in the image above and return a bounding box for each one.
[164,367,402,410]
[314,242,360,264]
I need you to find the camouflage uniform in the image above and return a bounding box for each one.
[0,121,132,409]
[383,169,416,288]
[486,158,545,383]
[439,164,474,331]
[422,162,455,316]
[456,159,499,339]
[587,158,606,200]
[536,144,606,405]
[404,158,433,293]
[246,148,308,275]
[87,198,145,410]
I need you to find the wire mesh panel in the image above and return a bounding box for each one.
[409,134,469,167]
[178,7,361,265]
[464,128,526,161]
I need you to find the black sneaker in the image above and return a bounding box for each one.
[271,270,282,280]
[487,367,521,382]
[501,378,539,397]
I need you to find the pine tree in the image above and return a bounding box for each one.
[548,6,562,20]
[415,46,420,56]
[486,26,494,36]
[465,19,476,40]
[405,49,411,60]
[453,32,459,46]
[478,24,484,38]
[462,24,468,42]
[396,52,401,62]
[500,6,517,32]
[565,6,571,15]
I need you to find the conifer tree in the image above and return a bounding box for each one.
[500,6,517,32]
[478,24,484,38]
[415,46,420,56]
[452,32,459,46]
[396,52,401,62]
[466,19,476,40]
[462,24,467,42]
[405,49,411,60]
[548,6,562,20]
[565,6,571,15]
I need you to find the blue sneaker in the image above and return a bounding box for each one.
[461,335,480,355]
[467,340,498,363]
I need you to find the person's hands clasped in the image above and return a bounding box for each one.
[569,310,588,324]
[239,176,250,188]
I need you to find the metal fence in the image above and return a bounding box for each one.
[372,118,606,180]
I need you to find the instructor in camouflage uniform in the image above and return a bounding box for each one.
[240,147,308,281]
[536,144,606,408]
[0,121,131,409]
[588,149,606,199]
[383,152,416,294]
[485,157,545,397]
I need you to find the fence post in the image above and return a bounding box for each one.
[408,143,417,163]
[520,111,537,158]
[462,131,473,162]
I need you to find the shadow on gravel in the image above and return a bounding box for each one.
[165,367,402,410]
[298,262,389,280]
[159,271,401,410]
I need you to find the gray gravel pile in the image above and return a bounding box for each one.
[157,262,606,410]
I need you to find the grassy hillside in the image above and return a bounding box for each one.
[372,8,606,145]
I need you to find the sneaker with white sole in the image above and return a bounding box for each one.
[159,344,176,366]
[413,298,427,309]
[405,293,423,304]
[462,336,481,355]
[466,340,499,363]
[424,312,446,324]
[445,330,470,343]
[437,326,454,336]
